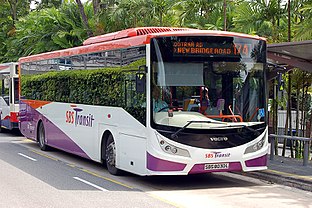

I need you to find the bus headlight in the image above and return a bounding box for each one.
[155,133,190,157]
[244,135,266,154]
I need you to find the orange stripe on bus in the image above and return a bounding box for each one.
[22,100,51,109]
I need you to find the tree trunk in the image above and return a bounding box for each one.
[92,0,100,16]
[75,0,93,37]
[8,0,18,25]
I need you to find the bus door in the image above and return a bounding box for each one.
[9,64,19,125]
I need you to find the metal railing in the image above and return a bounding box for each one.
[269,134,312,166]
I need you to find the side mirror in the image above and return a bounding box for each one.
[136,72,146,93]
[136,65,147,93]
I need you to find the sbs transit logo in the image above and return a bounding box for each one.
[65,107,95,127]
[205,152,231,159]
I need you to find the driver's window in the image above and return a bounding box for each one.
[152,85,168,112]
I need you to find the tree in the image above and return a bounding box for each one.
[0,0,30,62]
[232,0,288,42]
[4,2,93,60]
[35,0,63,9]
[92,0,100,16]
[294,0,312,40]
[3,0,29,25]
[75,0,93,37]
[173,0,224,29]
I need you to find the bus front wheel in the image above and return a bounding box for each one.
[105,134,122,175]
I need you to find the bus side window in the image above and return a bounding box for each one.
[124,73,146,126]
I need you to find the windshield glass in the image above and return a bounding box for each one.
[150,36,266,129]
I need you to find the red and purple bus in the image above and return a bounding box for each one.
[19,27,268,175]
[0,62,19,131]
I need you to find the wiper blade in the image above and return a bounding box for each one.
[171,120,221,139]
[170,121,261,139]
[225,124,260,136]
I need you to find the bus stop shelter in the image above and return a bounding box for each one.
[267,40,312,73]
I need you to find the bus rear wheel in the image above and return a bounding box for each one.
[38,122,48,151]
[105,134,122,175]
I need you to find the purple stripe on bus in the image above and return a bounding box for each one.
[189,162,242,174]
[245,154,267,167]
[20,103,91,159]
[147,152,186,171]
[44,117,91,159]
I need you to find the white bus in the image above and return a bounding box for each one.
[0,62,19,131]
[19,27,268,175]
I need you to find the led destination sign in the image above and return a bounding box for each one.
[172,41,252,57]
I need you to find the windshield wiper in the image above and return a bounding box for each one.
[225,124,261,136]
[171,120,221,139]
[170,121,261,139]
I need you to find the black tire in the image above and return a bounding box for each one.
[105,134,122,175]
[38,122,48,151]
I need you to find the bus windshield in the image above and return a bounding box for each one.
[150,36,266,128]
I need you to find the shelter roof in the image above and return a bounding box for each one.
[267,40,312,73]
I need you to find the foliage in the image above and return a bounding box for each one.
[2,1,93,62]
[0,0,312,61]
[232,0,289,42]
[34,0,63,10]
[172,0,224,29]
[0,0,30,62]
[294,0,312,40]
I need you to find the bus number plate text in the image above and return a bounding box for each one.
[204,163,229,170]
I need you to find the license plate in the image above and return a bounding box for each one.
[204,163,229,170]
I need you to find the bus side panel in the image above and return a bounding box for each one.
[19,100,92,159]
[98,112,148,175]
[117,132,147,175]
[19,100,37,140]
[44,116,92,159]
[20,100,148,176]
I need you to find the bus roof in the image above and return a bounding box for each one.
[83,27,198,45]
[0,62,17,74]
[83,27,266,45]
[19,27,266,63]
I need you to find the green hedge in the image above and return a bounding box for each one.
[22,68,125,105]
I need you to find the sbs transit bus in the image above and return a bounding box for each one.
[18,27,268,176]
[0,62,19,131]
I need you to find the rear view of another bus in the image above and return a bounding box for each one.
[0,62,19,131]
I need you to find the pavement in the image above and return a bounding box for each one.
[244,154,312,192]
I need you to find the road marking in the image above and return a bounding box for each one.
[148,193,182,208]
[30,149,133,190]
[81,168,133,189]
[18,153,37,161]
[73,177,108,191]
[30,149,58,161]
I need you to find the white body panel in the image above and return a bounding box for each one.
[38,102,148,175]
[0,62,19,130]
